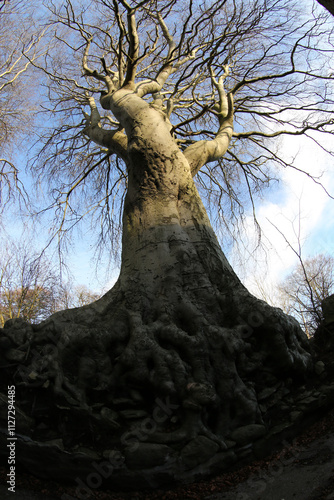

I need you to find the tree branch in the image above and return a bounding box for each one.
[118,0,140,88]
[233,118,334,139]
[184,66,234,176]
[82,95,128,162]
[135,12,199,98]
[82,36,116,93]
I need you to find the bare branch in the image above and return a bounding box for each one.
[111,0,126,85]
[82,36,116,93]
[233,118,334,139]
[118,0,140,88]
[134,10,201,97]
[0,159,29,213]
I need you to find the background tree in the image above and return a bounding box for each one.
[72,284,101,307]
[278,254,334,336]
[0,0,333,485]
[0,240,100,326]
[0,0,48,214]
[267,214,334,336]
[56,281,102,310]
[0,241,61,326]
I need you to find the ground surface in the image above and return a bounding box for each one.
[1,407,334,500]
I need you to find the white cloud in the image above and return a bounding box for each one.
[229,133,334,302]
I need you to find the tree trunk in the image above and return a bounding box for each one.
[0,89,314,487]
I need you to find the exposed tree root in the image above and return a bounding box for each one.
[1,273,313,448]
[0,222,316,487]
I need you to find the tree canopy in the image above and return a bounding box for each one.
[18,0,333,258]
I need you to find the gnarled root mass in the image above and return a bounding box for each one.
[0,251,316,489]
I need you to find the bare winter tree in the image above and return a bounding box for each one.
[267,215,334,335]
[0,0,48,213]
[32,0,334,256]
[0,238,102,325]
[0,241,61,326]
[0,0,333,486]
[278,254,334,336]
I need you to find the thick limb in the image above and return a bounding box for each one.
[117,0,139,88]
[83,95,128,161]
[82,36,116,93]
[184,66,234,176]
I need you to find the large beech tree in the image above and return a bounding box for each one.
[1,0,333,488]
